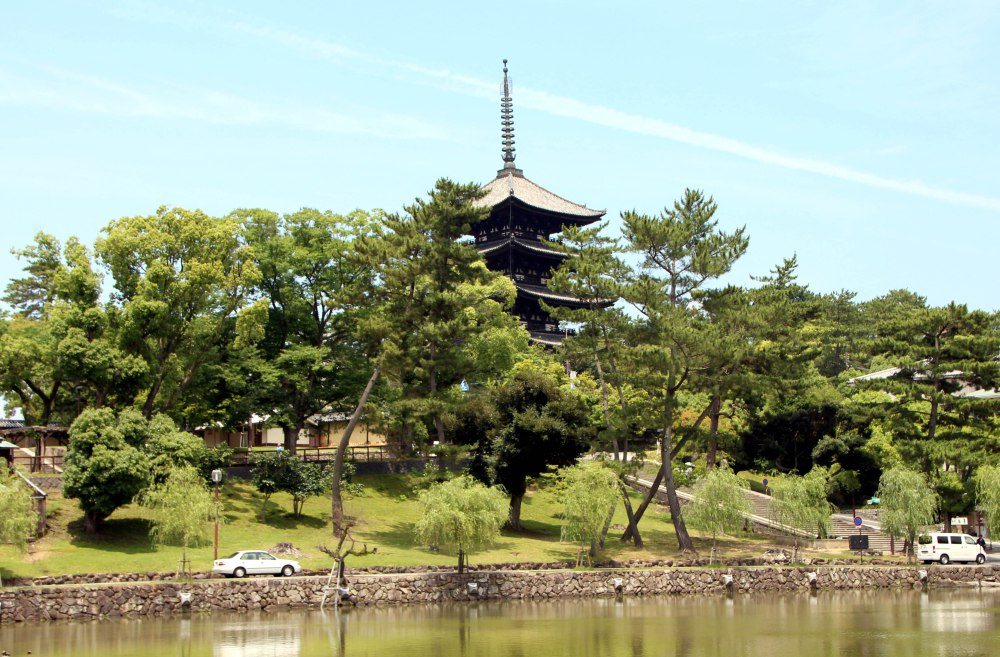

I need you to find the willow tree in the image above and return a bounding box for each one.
[974,465,1000,543]
[877,466,937,562]
[771,468,834,561]
[0,471,37,586]
[560,461,621,563]
[142,466,217,577]
[685,467,752,562]
[620,189,748,552]
[414,475,508,572]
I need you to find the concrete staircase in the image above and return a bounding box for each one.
[629,473,897,553]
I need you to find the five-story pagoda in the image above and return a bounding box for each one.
[470,60,611,345]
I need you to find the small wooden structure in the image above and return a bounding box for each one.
[0,426,69,473]
[0,439,16,470]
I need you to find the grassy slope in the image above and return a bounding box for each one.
[1,474,779,580]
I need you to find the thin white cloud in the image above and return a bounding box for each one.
[0,65,448,141]
[228,22,1000,213]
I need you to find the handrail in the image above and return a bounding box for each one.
[628,475,815,539]
[13,468,46,499]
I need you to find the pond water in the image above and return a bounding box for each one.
[3,589,999,657]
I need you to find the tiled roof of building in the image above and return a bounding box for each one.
[475,172,604,219]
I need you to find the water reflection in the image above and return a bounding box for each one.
[2,590,998,657]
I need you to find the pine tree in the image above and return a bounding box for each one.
[620,189,748,552]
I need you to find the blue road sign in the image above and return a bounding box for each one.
[853,516,863,527]
[762,478,769,487]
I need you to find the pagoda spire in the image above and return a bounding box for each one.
[500,59,521,175]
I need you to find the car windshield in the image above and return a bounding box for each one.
[224,552,241,559]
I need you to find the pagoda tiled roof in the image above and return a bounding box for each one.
[528,331,566,346]
[476,172,604,220]
[514,282,614,307]
[476,236,567,259]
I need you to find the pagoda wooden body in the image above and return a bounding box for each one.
[471,168,607,345]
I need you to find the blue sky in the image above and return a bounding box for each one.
[1,0,998,309]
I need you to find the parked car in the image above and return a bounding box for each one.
[917,533,986,565]
[213,550,302,578]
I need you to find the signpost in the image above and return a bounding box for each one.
[211,469,223,561]
[852,516,866,563]
[762,478,769,495]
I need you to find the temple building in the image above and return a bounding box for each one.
[470,61,612,345]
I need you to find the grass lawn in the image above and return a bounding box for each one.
[2,474,797,581]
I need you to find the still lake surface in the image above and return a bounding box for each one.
[3,589,998,656]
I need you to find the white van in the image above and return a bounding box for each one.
[917,533,986,565]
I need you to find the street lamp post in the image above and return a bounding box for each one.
[211,469,224,561]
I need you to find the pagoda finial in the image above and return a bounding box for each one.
[500,58,518,172]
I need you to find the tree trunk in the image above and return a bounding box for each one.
[332,366,381,535]
[620,402,713,542]
[706,394,721,469]
[594,358,618,461]
[507,493,524,530]
[598,501,616,548]
[620,485,643,548]
[83,510,103,534]
[662,425,695,552]
[621,462,664,543]
[429,345,446,445]
[282,425,299,454]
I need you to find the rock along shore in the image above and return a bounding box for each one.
[3,564,997,624]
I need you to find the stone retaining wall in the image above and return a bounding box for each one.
[3,565,998,624]
[7,555,902,588]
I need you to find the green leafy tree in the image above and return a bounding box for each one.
[770,467,834,559]
[236,208,376,452]
[144,416,229,482]
[0,470,38,586]
[95,206,259,418]
[141,465,217,577]
[685,466,752,562]
[620,189,748,552]
[877,466,937,562]
[974,464,1000,543]
[0,233,143,424]
[414,475,508,571]
[289,462,329,518]
[473,360,593,529]
[62,408,152,533]
[249,451,300,522]
[560,462,621,562]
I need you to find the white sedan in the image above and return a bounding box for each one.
[213,550,302,578]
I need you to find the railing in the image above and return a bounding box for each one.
[229,445,396,466]
[12,450,63,473]
[13,469,47,538]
